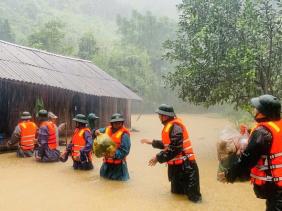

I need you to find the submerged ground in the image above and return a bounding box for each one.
[0,114,264,211]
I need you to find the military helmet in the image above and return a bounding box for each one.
[38,109,48,121]
[21,111,32,120]
[88,113,99,120]
[38,109,48,117]
[110,113,125,123]
[73,114,88,124]
[155,104,176,117]
[251,94,281,118]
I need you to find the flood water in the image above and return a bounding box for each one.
[0,114,264,211]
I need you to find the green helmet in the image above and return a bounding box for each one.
[73,114,88,124]
[110,113,125,123]
[251,94,281,118]
[88,113,99,120]
[21,111,32,120]
[38,109,48,121]
[155,104,175,117]
[38,109,48,117]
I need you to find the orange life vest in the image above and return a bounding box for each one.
[250,120,282,186]
[104,126,130,164]
[40,121,57,150]
[18,121,37,151]
[71,128,91,159]
[162,118,195,165]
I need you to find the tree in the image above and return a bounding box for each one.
[0,19,15,42]
[77,32,98,60]
[28,20,68,54]
[164,0,282,110]
[117,10,176,75]
[94,44,160,107]
[112,10,187,109]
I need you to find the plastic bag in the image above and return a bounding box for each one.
[217,127,240,161]
[93,134,116,158]
[217,126,250,181]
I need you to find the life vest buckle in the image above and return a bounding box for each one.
[269,152,282,159]
[270,154,275,159]
[273,177,279,182]
[266,176,273,181]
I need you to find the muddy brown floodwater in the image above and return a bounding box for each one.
[0,114,264,211]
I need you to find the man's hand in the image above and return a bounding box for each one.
[73,156,80,161]
[58,123,66,131]
[140,139,153,145]
[34,139,38,145]
[148,156,158,166]
[6,141,12,147]
[95,130,101,136]
[35,154,41,161]
[217,172,227,183]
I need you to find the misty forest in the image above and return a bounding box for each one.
[0,0,281,114]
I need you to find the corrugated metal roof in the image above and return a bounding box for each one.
[0,40,142,100]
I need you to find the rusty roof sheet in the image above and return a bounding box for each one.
[0,40,142,100]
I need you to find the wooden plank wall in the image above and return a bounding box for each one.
[0,79,132,138]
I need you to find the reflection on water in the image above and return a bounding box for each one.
[0,114,264,211]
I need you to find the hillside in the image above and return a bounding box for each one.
[0,0,180,44]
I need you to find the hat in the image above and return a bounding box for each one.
[73,114,88,124]
[251,94,281,118]
[88,113,99,120]
[21,111,32,120]
[155,104,176,117]
[38,109,48,121]
[110,113,125,123]
[48,112,58,119]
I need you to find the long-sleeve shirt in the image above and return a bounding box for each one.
[99,127,131,181]
[37,125,49,145]
[9,125,21,145]
[64,128,93,163]
[152,123,183,163]
[226,126,272,182]
[80,130,93,154]
[225,119,282,198]
[90,128,98,140]
[36,125,60,162]
[74,129,93,163]
[115,133,130,160]
[54,124,59,146]
[99,127,131,160]
[67,128,93,154]
[9,121,38,146]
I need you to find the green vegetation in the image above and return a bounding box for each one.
[95,11,177,108]
[1,0,280,118]
[164,0,282,111]
[28,20,72,54]
[0,19,15,42]
[78,32,99,60]
[0,0,179,110]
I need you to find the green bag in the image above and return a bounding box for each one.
[93,134,116,158]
